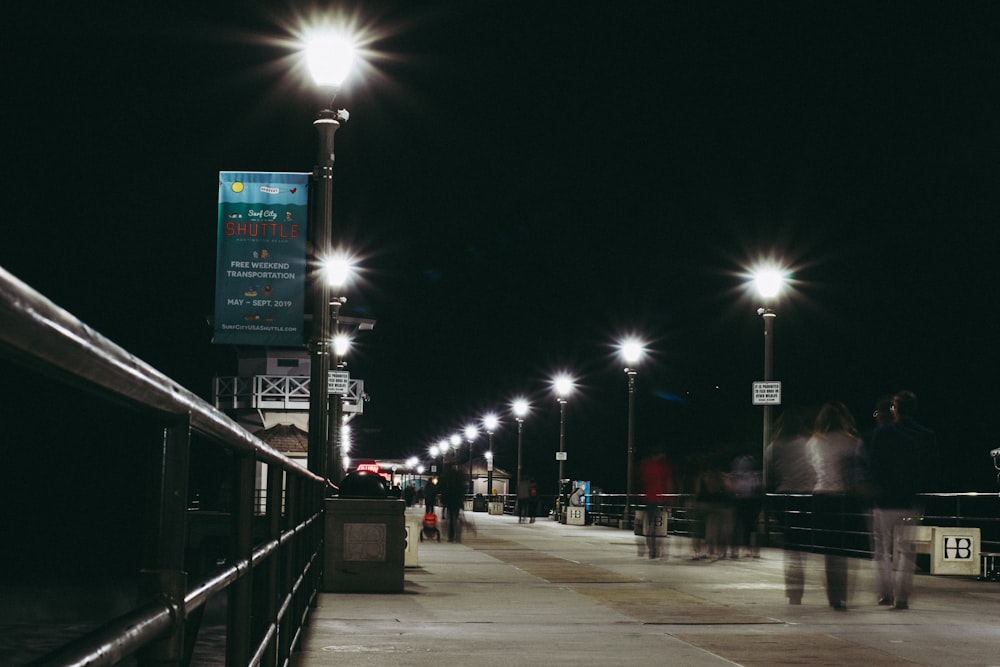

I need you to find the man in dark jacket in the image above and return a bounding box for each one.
[439,464,467,542]
[869,390,938,610]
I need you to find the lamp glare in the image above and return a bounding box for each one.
[306,33,355,87]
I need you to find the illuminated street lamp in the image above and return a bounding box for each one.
[552,374,575,514]
[305,30,355,480]
[464,425,479,494]
[512,398,529,494]
[323,252,356,485]
[620,337,646,526]
[752,266,787,490]
[449,433,462,463]
[483,413,499,495]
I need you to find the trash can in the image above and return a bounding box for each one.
[404,515,420,567]
[566,505,585,525]
[324,471,406,592]
[633,509,646,535]
[634,507,667,537]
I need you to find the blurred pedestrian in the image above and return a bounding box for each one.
[729,454,762,558]
[638,450,673,559]
[517,478,531,523]
[526,479,539,523]
[692,459,731,560]
[439,463,467,542]
[807,401,865,611]
[423,478,438,515]
[766,407,817,604]
[403,483,416,507]
[869,390,939,610]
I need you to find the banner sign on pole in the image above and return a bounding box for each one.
[214,172,309,346]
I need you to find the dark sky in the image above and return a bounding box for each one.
[3,1,999,492]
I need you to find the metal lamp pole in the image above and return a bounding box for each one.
[306,108,344,479]
[513,400,528,494]
[759,305,775,490]
[486,432,494,494]
[557,396,567,507]
[624,366,638,526]
[465,427,477,495]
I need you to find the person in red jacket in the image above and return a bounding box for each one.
[639,450,673,559]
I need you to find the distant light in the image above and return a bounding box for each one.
[464,425,479,441]
[450,434,462,449]
[483,413,499,433]
[553,374,575,399]
[512,398,529,419]
[332,334,351,357]
[341,423,352,453]
[620,337,646,365]
[406,456,418,468]
[752,267,786,299]
[305,31,355,88]
[429,445,440,457]
[323,253,355,288]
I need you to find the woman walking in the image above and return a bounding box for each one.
[806,402,864,611]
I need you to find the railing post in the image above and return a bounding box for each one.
[263,464,283,667]
[138,413,191,667]
[227,453,255,666]
[280,474,298,659]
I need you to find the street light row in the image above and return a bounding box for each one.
[420,339,647,499]
[415,261,790,503]
[296,26,793,496]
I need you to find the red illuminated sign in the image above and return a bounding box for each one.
[356,463,380,474]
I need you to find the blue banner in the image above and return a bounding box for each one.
[214,172,310,347]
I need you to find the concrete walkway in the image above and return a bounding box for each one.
[291,508,1000,667]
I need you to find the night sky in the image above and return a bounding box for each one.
[4,2,1000,493]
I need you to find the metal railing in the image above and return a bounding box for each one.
[580,491,1000,558]
[0,266,329,667]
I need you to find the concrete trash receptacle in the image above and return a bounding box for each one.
[404,515,420,567]
[324,498,406,592]
[324,471,406,593]
[634,509,645,535]
[566,506,585,525]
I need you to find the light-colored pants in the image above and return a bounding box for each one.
[872,507,918,603]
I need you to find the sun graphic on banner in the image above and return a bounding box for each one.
[231,181,245,193]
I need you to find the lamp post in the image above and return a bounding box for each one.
[483,414,498,495]
[305,32,354,480]
[484,451,494,497]
[620,338,646,527]
[752,267,785,491]
[449,433,462,464]
[553,374,575,515]
[512,398,529,494]
[464,425,478,495]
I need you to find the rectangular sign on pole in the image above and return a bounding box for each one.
[752,381,782,405]
[214,171,310,347]
[328,370,350,395]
